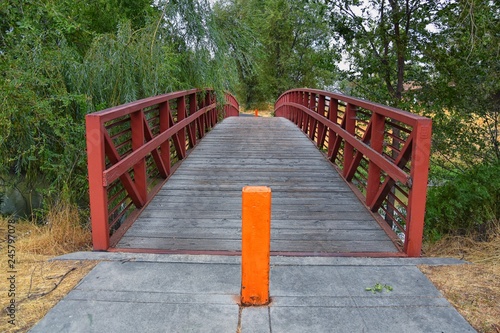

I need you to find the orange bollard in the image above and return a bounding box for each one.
[254,109,259,117]
[241,186,271,306]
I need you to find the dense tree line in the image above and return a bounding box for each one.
[0,0,242,215]
[1,0,498,239]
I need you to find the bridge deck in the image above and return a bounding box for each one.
[116,117,399,254]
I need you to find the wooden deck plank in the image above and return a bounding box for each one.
[127,219,383,230]
[116,117,399,254]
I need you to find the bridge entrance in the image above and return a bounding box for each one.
[86,89,431,257]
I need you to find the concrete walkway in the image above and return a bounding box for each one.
[29,253,476,333]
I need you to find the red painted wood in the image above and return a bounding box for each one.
[86,117,109,250]
[327,98,338,159]
[316,95,327,149]
[142,113,168,178]
[279,88,423,125]
[370,132,414,211]
[405,120,432,256]
[176,96,187,158]
[366,114,385,206]
[343,103,356,178]
[103,132,145,208]
[85,89,236,251]
[308,92,316,140]
[224,93,240,117]
[188,94,197,147]
[345,122,372,182]
[159,102,171,175]
[103,104,216,186]
[96,89,198,122]
[283,102,409,184]
[131,111,147,204]
[275,89,432,257]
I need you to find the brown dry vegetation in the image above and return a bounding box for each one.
[421,225,500,333]
[0,204,95,333]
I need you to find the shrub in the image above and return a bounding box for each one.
[425,162,500,241]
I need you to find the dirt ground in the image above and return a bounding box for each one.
[0,205,95,333]
[421,231,500,333]
[0,254,97,333]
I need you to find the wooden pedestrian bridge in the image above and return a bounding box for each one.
[85,88,431,257]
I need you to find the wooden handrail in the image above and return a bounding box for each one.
[86,89,239,250]
[274,89,432,257]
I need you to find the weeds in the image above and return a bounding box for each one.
[421,226,500,333]
[0,203,94,333]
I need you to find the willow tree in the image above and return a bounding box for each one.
[0,0,251,216]
[215,0,338,108]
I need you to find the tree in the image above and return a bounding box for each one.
[0,0,250,215]
[418,0,500,170]
[325,0,499,238]
[215,0,338,108]
[324,0,437,108]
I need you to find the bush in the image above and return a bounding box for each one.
[425,162,500,241]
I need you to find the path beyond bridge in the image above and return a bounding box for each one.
[116,117,399,255]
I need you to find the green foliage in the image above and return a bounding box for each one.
[323,0,499,240]
[425,162,500,241]
[325,0,439,107]
[74,20,183,110]
[365,283,393,293]
[2,0,495,240]
[418,0,500,168]
[215,0,339,108]
[0,3,89,203]
[0,0,251,216]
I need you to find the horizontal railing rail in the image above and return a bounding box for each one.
[86,89,239,250]
[275,88,432,257]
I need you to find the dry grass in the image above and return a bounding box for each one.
[0,203,95,333]
[421,226,500,333]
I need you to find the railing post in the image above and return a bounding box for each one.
[328,98,338,159]
[302,92,309,133]
[287,92,292,119]
[189,94,197,146]
[177,96,187,158]
[205,93,210,128]
[343,103,356,177]
[308,93,316,140]
[316,95,326,148]
[405,119,432,256]
[86,115,110,250]
[241,186,271,306]
[131,111,147,204]
[366,113,385,206]
[159,102,171,175]
[210,92,217,126]
[294,92,300,126]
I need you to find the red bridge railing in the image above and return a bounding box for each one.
[275,88,432,257]
[86,89,239,250]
